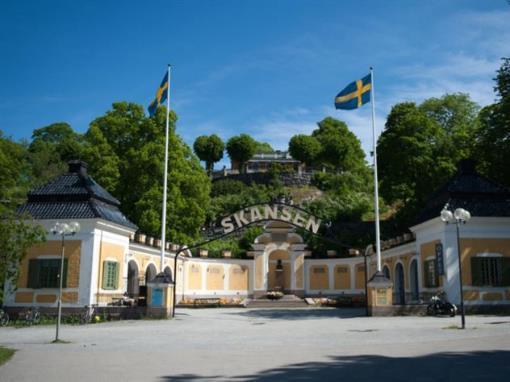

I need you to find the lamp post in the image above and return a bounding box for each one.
[440,206,470,329]
[51,221,80,342]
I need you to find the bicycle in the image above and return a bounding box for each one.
[0,308,9,327]
[79,305,97,324]
[23,307,41,326]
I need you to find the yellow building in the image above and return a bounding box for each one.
[4,160,510,313]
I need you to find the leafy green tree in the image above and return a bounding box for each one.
[211,179,248,198]
[254,141,274,154]
[28,122,84,187]
[193,134,225,175]
[377,102,451,227]
[87,103,210,243]
[81,125,120,192]
[226,134,257,173]
[477,58,510,187]
[312,117,366,172]
[288,134,321,167]
[420,93,480,161]
[0,212,46,303]
[0,131,31,208]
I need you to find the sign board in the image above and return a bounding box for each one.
[376,288,387,305]
[435,243,444,276]
[152,288,163,306]
[220,203,322,235]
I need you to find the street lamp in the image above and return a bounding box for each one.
[51,221,80,342]
[440,205,470,329]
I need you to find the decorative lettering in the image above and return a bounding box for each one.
[250,207,263,222]
[221,216,235,234]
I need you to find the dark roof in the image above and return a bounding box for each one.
[414,160,510,225]
[17,160,137,230]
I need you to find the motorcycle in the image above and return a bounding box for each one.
[427,292,457,317]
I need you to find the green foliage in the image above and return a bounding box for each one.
[208,183,283,224]
[254,141,274,153]
[226,134,257,173]
[193,134,225,175]
[477,58,510,187]
[0,212,46,303]
[28,122,83,186]
[239,226,264,250]
[288,134,321,166]
[312,117,367,172]
[378,94,481,229]
[85,102,210,243]
[0,346,15,366]
[211,179,248,197]
[0,131,31,208]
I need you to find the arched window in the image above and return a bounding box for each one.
[383,265,390,280]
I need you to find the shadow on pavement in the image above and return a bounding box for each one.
[223,308,365,320]
[160,350,510,381]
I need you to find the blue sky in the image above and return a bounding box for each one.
[1,0,509,166]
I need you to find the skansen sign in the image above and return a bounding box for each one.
[220,204,322,234]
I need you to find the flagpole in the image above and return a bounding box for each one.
[370,66,382,272]
[160,64,171,272]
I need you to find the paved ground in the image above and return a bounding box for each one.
[1,308,510,381]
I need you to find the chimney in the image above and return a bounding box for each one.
[68,160,88,177]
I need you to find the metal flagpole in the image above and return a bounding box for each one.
[370,66,382,272]
[160,64,171,272]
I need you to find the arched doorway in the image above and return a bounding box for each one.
[383,265,390,280]
[164,266,173,282]
[394,263,405,305]
[145,263,157,284]
[267,250,291,292]
[410,259,419,301]
[127,260,139,298]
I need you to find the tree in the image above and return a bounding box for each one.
[0,131,30,208]
[312,117,366,172]
[0,212,46,303]
[254,141,274,154]
[377,102,451,227]
[193,134,225,175]
[28,122,84,187]
[477,58,510,187]
[420,93,480,161]
[86,103,211,243]
[288,134,321,167]
[226,134,257,173]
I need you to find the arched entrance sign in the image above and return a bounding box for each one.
[170,201,356,317]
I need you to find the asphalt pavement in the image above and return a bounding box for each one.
[1,308,509,381]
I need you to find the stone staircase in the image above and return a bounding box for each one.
[245,294,310,308]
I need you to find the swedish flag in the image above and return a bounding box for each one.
[334,74,371,110]
[148,72,169,116]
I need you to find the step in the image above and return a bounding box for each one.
[245,295,310,308]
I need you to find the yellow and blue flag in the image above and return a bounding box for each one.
[148,71,169,116]
[334,74,371,110]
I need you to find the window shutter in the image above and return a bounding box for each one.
[501,257,510,287]
[113,262,119,289]
[62,259,69,288]
[102,262,109,289]
[471,257,483,286]
[28,259,39,288]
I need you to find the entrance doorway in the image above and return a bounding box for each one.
[410,259,419,301]
[127,260,139,298]
[267,250,291,292]
[394,263,405,305]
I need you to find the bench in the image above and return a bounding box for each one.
[193,298,221,308]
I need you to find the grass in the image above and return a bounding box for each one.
[0,346,16,367]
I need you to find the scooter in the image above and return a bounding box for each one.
[427,292,457,317]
